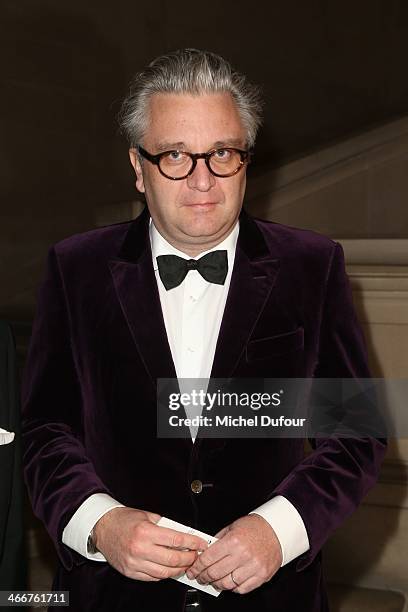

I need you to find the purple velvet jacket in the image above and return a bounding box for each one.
[21,208,386,611]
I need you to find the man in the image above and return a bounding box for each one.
[22,49,386,611]
[0,321,26,598]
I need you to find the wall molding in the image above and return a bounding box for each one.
[245,115,408,239]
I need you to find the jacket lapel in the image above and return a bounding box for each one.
[108,207,177,385]
[210,210,280,379]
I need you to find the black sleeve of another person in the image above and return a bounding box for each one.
[0,321,26,592]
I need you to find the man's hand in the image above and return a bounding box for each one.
[93,507,208,581]
[186,514,282,594]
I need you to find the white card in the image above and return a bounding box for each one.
[157,516,220,597]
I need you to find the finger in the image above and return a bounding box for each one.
[186,541,230,578]
[194,557,236,585]
[230,574,261,595]
[152,526,208,552]
[149,545,198,568]
[132,571,160,582]
[146,512,162,524]
[130,558,193,581]
[198,564,249,591]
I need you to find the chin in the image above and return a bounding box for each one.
[181,219,225,239]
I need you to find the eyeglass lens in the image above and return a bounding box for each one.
[159,149,243,179]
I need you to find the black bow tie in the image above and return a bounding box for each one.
[156,250,228,290]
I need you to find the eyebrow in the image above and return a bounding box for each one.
[155,141,185,152]
[213,139,246,148]
[154,138,246,152]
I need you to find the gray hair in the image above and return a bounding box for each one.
[118,48,263,148]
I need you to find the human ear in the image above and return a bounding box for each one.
[129,148,145,193]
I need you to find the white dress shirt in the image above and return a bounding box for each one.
[62,220,310,566]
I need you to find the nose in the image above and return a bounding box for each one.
[186,158,216,191]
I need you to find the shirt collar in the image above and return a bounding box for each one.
[150,218,239,272]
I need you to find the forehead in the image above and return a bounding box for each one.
[145,92,246,149]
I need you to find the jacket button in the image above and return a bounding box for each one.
[191,479,203,494]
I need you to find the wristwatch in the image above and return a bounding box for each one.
[87,528,98,554]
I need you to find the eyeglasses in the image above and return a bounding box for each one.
[137,146,251,180]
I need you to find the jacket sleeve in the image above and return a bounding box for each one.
[272,242,387,571]
[21,247,112,571]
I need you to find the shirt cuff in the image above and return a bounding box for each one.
[0,427,15,445]
[249,495,310,566]
[62,493,125,561]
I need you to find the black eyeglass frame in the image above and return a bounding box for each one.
[137,145,251,180]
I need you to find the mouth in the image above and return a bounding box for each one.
[184,202,218,208]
